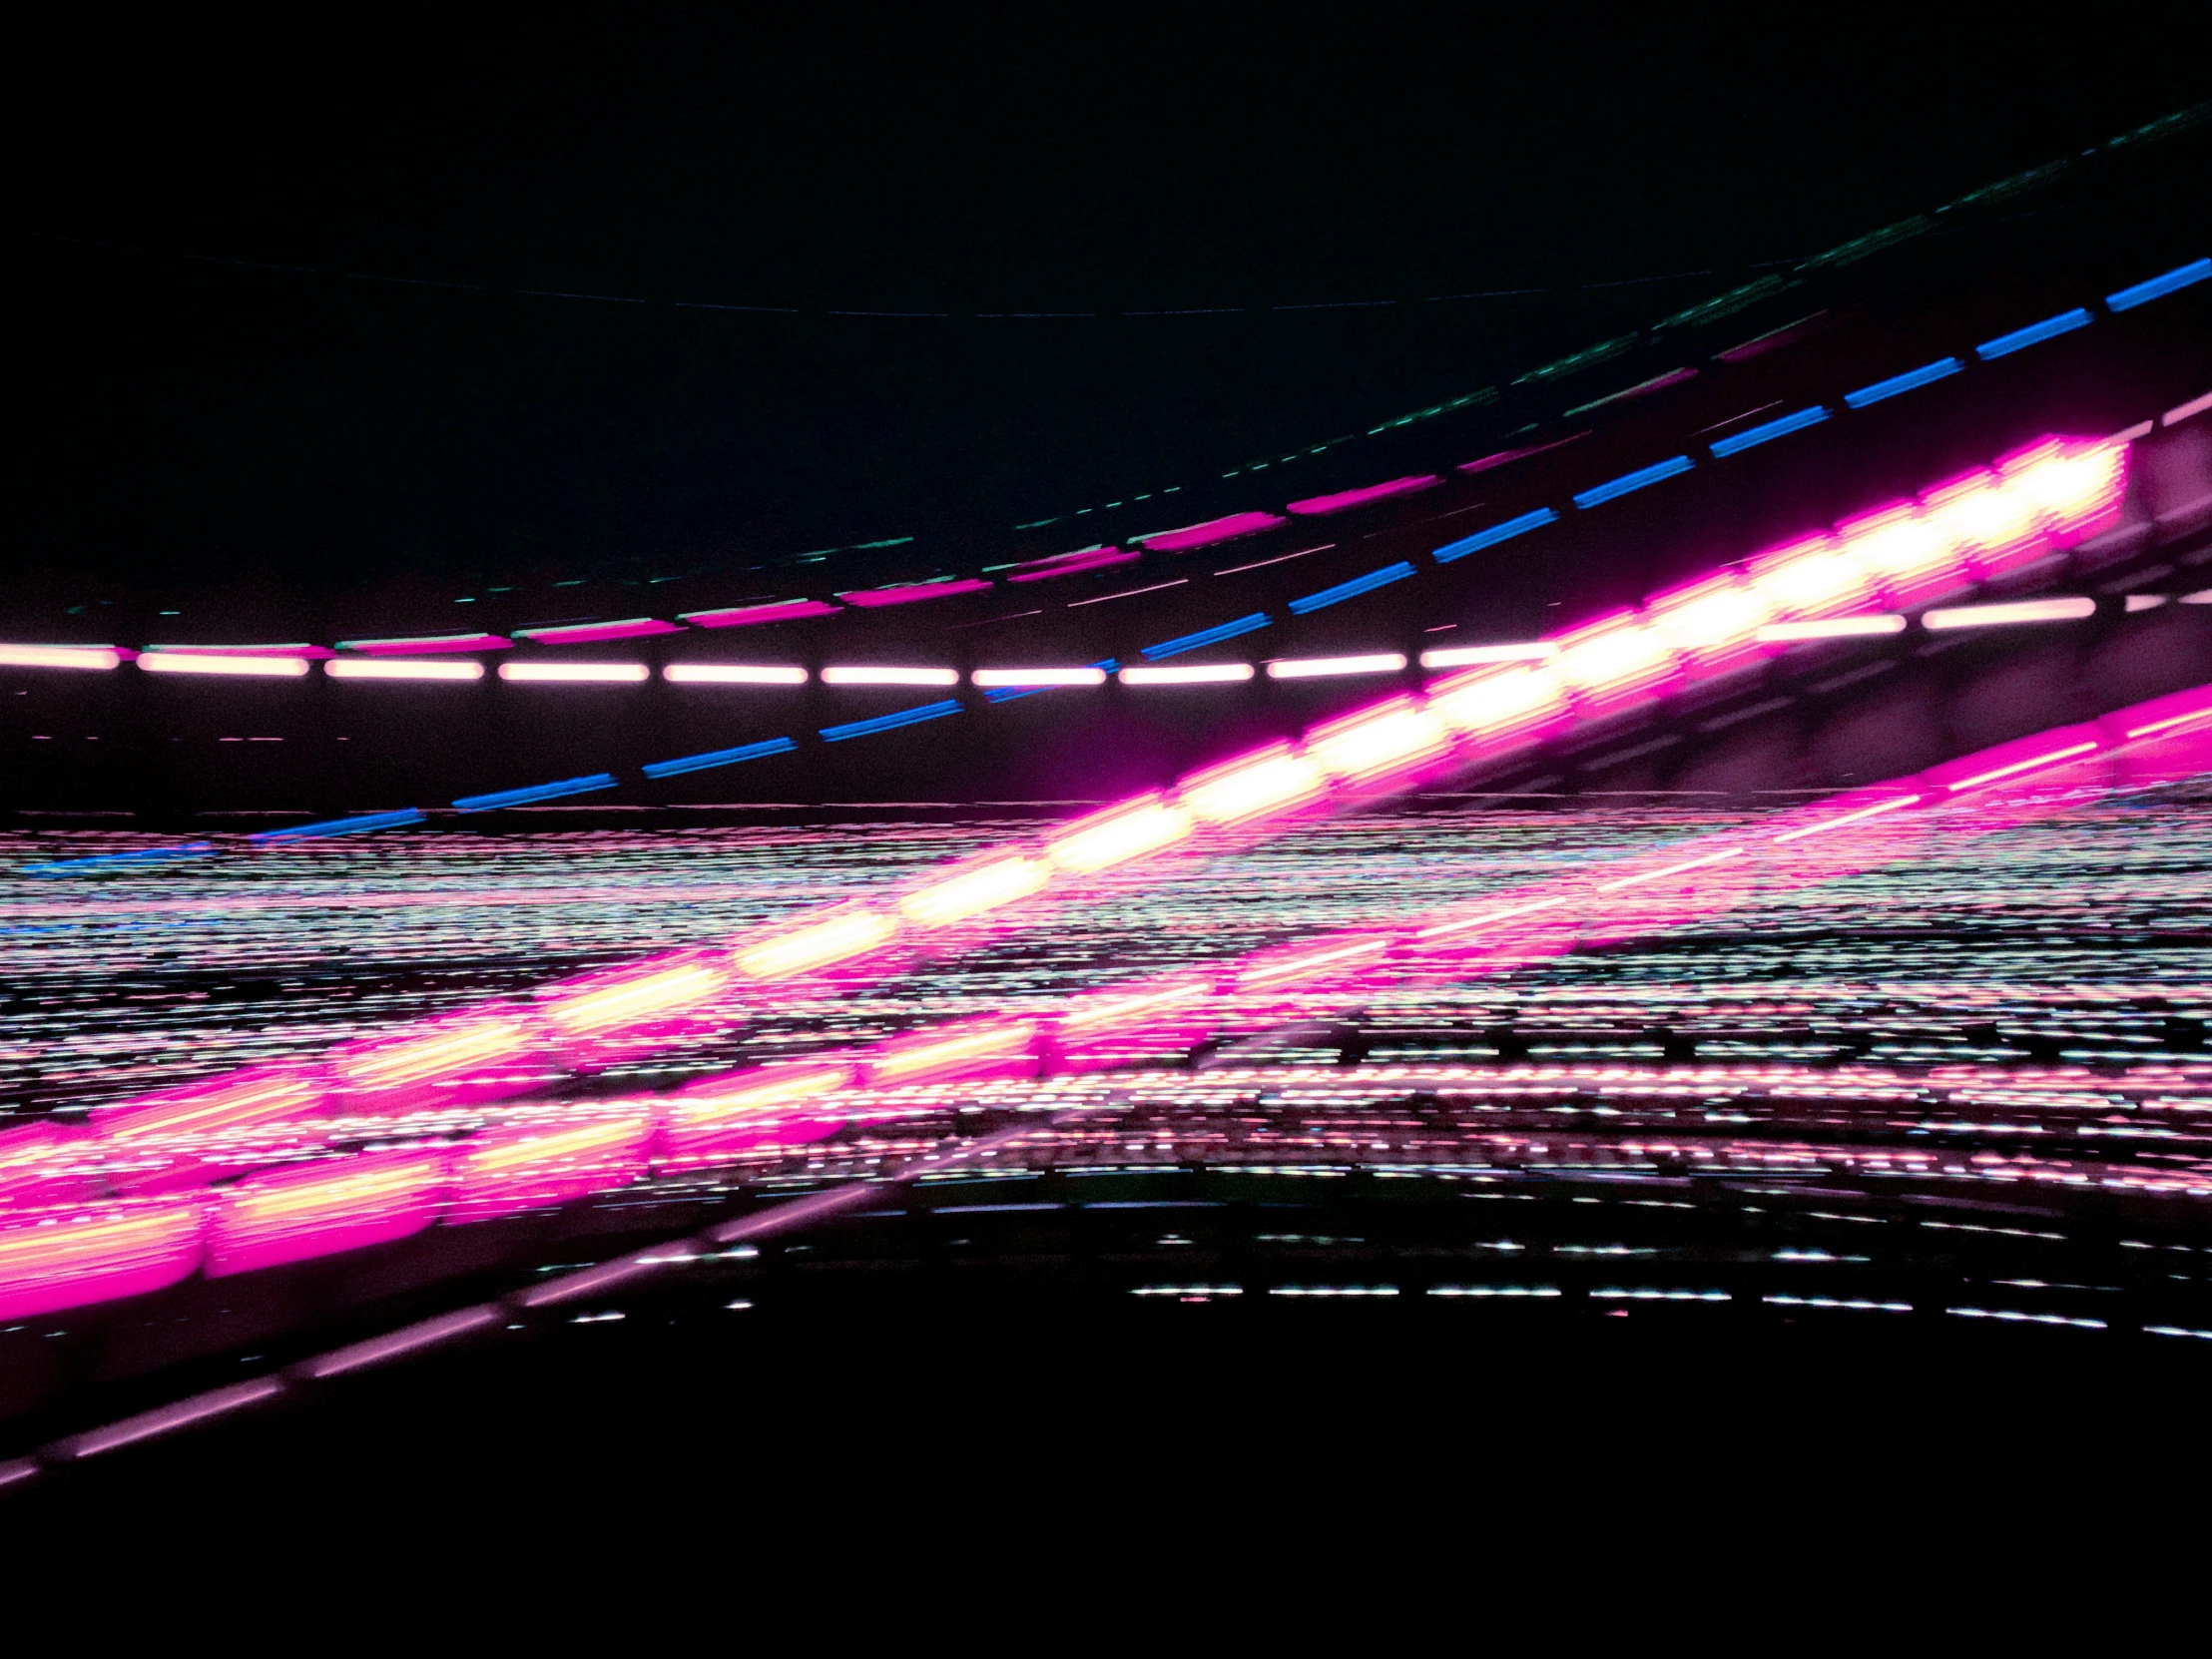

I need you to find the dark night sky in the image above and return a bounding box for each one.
[9,13,2210,616]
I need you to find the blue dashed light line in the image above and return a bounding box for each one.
[250,810,426,843]
[1843,356,1960,408]
[1288,561,1415,615]
[1573,455,1694,510]
[2105,258,2209,313]
[1432,507,1558,564]
[452,774,619,813]
[819,700,963,742]
[1709,405,1830,458]
[641,737,798,779]
[1142,613,1273,661]
[1974,308,2092,360]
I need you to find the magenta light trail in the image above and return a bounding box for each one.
[1137,511,1290,551]
[337,632,513,656]
[17,434,2131,1170]
[836,579,995,608]
[6,691,2209,1317]
[679,600,842,628]
[513,618,685,645]
[1286,475,1441,516]
[5,675,2207,1321]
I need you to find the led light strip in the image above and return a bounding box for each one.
[10,255,2198,697]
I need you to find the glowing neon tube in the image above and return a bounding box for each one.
[663,663,809,684]
[140,653,310,678]
[1121,663,1254,686]
[497,662,650,683]
[1267,653,1406,680]
[822,666,960,686]
[1924,597,2096,631]
[326,658,484,681]
[971,667,1108,687]
[0,644,125,671]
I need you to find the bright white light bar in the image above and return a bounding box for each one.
[1757,615,1907,643]
[970,667,1107,687]
[140,653,310,678]
[326,658,484,682]
[497,662,650,683]
[821,666,959,687]
[1923,596,2096,632]
[0,644,122,671]
[664,664,809,685]
[1418,642,1557,669]
[1120,663,1254,686]
[1266,653,1406,681]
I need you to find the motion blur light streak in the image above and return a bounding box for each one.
[497,662,651,683]
[0,644,124,671]
[1267,653,1407,680]
[1925,597,2098,630]
[738,911,898,978]
[325,658,484,681]
[662,664,809,685]
[1120,663,1254,685]
[970,667,1107,687]
[821,666,961,686]
[139,653,310,678]
[1758,615,1905,642]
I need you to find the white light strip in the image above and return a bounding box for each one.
[821,666,959,687]
[1267,653,1407,681]
[664,664,809,685]
[1419,642,1557,668]
[2125,595,2169,613]
[971,667,1107,687]
[1923,597,2096,632]
[1942,741,2100,792]
[497,662,650,683]
[1771,794,1921,842]
[1120,663,1255,686]
[0,644,122,671]
[326,658,484,682]
[1758,614,1906,642]
[140,653,310,678]
[2165,390,2212,427]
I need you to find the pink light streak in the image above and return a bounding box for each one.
[837,579,995,608]
[1138,511,1288,551]
[513,618,683,645]
[1286,475,1440,516]
[1267,653,1406,680]
[680,600,841,628]
[1008,548,1140,583]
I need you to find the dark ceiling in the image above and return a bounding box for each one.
[10,13,2210,621]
